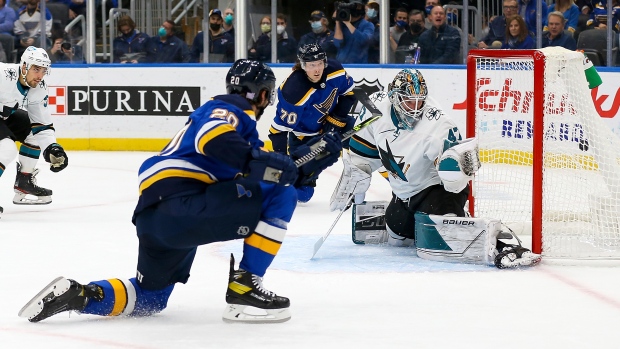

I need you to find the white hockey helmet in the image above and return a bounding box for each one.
[387,69,428,130]
[20,46,51,80]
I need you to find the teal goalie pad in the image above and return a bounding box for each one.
[414,212,500,265]
[352,201,388,244]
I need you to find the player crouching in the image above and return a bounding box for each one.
[330,68,540,269]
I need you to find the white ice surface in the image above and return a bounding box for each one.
[1,152,620,349]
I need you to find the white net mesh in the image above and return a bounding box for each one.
[471,47,620,259]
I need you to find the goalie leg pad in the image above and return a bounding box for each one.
[330,152,372,212]
[352,201,388,244]
[414,213,501,265]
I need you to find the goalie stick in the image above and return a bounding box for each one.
[294,87,383,167]
[311,194,354,259]
[310,88,384,258]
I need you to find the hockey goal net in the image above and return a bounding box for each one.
[466,47,620,259]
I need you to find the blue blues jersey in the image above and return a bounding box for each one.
[134,94,261,215]
[269,59,355,138]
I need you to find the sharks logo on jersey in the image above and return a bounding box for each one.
[379,140,408,181]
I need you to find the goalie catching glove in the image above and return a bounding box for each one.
[436,137,481,193]
[329,151,372,212]
[43,143,68,172]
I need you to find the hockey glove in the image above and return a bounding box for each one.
[246,148,297,186]
[290,132,343,187]
[436,137,480,193]
[43,143,68,172]
[1,102,19,120]
[323,114,355,135]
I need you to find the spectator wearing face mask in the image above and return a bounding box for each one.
[189,9,235,63]
[366,0,381,63]
[298,10,337,59]
[145,19,190,63]
[395,9,426,63]
[249,13,298,63]
[425,0,440,29]
[223,8,235,35]
[389,7,410,63]
[113,15,150,63]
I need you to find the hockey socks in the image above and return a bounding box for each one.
[239,220,286,276]
[82,278,174,317]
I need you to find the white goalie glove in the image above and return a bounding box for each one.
[330,151,372,212]
[436,137,481,193]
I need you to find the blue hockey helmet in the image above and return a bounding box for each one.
[387,69,428,130]
[226,59,276,106]
[297,43,327,69]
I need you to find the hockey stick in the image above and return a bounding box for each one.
[294,87,383,167]
[311,194,355,259]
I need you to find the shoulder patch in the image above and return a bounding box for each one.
[5,68,17,81]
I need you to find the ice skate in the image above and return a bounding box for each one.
[19,277,103,322]
[13,163,52,205]
[494,246,542,269]
[222,254,291,323]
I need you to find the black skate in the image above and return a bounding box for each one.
[494,245,542,269]
[18,277,103,322]
[222,254,291,323]
[13,163,52,205]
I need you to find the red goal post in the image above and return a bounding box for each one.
[466,47,620,259]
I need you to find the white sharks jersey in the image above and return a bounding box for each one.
[0,63,51,126]
[348,91,463,199]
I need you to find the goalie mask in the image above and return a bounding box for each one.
[387,69,428,130]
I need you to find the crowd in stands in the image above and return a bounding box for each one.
[0,0,618,66]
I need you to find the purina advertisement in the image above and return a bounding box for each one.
[44,65,620,151]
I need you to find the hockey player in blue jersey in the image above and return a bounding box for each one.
[18,59,343,323]
[269,43,356,202]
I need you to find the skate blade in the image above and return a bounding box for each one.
[18,276,69,320]
[13,192,52,205]
[222,304,291,323]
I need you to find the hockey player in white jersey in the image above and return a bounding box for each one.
[0,46,68,214]
[331,69,540,268]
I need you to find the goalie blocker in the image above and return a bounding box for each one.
[352,202,541,268]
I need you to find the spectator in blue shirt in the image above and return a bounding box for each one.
[547,0,580,33]
[543,11,577,50]
[0,0,16,62]
[190,9,234,63]
[332,0,374,63]
[478,0,519,48]
[145,20,190,63]
[519,0,548,36]
[113,15,149,63]
[587,0,620,31]
[502,14,535,49]
[298,10,337,59]
[418,5,461,64]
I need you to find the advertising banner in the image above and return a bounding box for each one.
[44,65,620,150]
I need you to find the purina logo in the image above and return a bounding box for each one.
[48,86,201,116]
